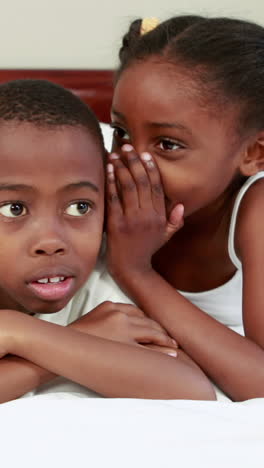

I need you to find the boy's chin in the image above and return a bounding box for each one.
[25,298,70,316]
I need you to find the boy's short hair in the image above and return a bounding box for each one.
[0,79,104,148]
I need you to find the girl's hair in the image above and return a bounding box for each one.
[117,16,264,135]
[118,15,205,73]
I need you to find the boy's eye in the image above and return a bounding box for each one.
[65,201,91,217]
[0,202,27,218]
[112,125,130,141]
[158,139,183,151]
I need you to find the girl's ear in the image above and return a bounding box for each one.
[240,131,264,176]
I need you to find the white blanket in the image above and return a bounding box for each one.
[1,395,264,468]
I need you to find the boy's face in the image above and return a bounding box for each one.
[0,122,104,314]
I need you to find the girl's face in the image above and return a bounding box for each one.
[112,60,248,220]
[0,122,104,314]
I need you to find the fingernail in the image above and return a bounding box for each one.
[109,153,120,160]
[167,351,177,357]
[122,144,134,152]
[141,152,152,161]
[177,204,184,216]
[107,163,114,173]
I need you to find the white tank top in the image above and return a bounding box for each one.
[178,172,264,334]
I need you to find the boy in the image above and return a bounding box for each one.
[0,79,214,402]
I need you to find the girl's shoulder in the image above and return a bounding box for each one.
[231,172,264,265]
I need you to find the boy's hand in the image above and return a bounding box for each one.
[70,301,178,356]
[106,145,184,279]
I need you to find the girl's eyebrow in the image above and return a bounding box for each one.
[111,108,192,135]
[111,108,126,121]
[146,121,192,134]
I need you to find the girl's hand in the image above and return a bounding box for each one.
[106,145,184,278]
[70,301,178,357]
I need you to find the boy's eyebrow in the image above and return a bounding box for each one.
[0,181,99,193]
[64,181,99,193]
[0,184,34,192]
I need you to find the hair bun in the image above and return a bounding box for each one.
[140,17,159,36]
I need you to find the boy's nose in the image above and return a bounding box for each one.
[30,237,67,257]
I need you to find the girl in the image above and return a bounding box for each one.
[107,16,264,401]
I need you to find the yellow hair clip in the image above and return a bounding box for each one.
[140,17,159,36]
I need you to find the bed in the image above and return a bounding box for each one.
[0,69,263,468]
[0,69,114,123]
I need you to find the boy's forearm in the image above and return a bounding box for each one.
[1,310,215,401]
[0,355,56,403]
[0,314,113,403]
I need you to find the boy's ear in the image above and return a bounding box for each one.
[240,131,264,176]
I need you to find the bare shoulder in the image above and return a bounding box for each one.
[234,176,264,343]
[235,177,264,263]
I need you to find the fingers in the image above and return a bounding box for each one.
[143,344,177,357]
[122,145,156,211]
[109,303,146,317]
[106,162,123,218]
[136,327,177,349]
[108,151,141,213]
[166,204,185,240]
[108,145,165,215]
[139,151,166,214]
[132,315,176,342]
[108,303,178,348]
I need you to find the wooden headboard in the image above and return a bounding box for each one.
[0,70,114,123]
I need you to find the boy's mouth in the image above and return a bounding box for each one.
[36,276,66,284]
[27,275,75,302]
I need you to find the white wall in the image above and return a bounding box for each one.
[1,0,263,69]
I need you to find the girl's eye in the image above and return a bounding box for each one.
[112,126,130,141]
[65,201,91,217]
[0,202,27,218]
[158,139,183,151]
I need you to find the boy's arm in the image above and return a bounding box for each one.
[0,301,179,403]
[0,355,55,403]
[0,309,215,403]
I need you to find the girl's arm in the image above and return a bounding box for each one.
[106,150,264,401]
[235,178,264,349]
[0,307,215,403]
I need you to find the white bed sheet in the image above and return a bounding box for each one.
[1,395,263,468]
